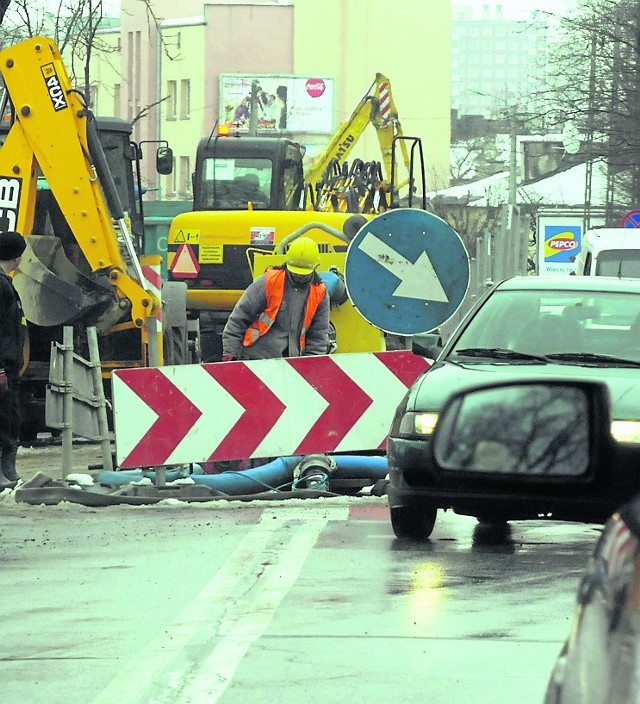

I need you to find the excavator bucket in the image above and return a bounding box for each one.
[13,235,116,327]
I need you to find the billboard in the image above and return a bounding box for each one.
[537,212,604,275]
[219,74,334,134]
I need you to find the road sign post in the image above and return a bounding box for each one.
[344,208,470,335]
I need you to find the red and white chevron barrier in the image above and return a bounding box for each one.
[112,351,429,468]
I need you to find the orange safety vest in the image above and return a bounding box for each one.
[243,268,327,352]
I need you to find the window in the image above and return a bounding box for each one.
[596,250,640,278]
[166,80,177,120]
[179,156,191,198]
[165,156,177,197]
[114,84,121,115]
[199,157,272,210]
[180,79,190,120]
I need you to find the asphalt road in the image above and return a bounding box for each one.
[0,454,601,704]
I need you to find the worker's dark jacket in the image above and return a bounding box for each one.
[222,267,330,360]
[0,269,26,377]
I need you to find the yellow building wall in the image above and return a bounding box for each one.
[85,30,121,115]
[159,24,207,199]
[292,0,452,189]
[90,1,452,196]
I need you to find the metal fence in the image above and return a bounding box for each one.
[439,208,530,340]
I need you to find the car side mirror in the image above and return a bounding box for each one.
[412,332,443,358]
[156,146,174,175]
[431,380,610,478]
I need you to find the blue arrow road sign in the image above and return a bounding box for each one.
[344,208,470,335]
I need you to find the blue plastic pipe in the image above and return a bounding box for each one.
[95,455,388,495]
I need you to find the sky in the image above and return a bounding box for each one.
[4,0,122,17]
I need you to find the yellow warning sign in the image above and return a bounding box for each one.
[199,245,223,264]
[169,228,200,245]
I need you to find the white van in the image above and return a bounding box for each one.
[573,228,640,277]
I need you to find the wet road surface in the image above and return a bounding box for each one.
[0,490,601,704]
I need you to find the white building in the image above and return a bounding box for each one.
[452,3,549,118]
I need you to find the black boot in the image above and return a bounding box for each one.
[0,474,16,489]
[0,446,19,487]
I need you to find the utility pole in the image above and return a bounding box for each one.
[248,80,259,136]
[507,107,522,275]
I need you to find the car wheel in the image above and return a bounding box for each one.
[390,505,437,540]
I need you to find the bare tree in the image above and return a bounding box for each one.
[0,0,177,124]
[0,0,120,105]
[540,0,640,220]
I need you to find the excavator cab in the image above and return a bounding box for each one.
[192,135,305,211]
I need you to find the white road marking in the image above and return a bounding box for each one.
[90,506,348,704]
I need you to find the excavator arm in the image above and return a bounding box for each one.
[0,36,157,330]
[304,73,413,210]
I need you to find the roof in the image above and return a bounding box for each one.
[428,160,609,208]
[583,229,640,253]
[497,275,640,293]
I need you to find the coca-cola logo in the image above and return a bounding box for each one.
[549,238,578,250]
[306,78,326,98]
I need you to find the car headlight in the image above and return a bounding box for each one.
[398,412,439,437]
[611,420,640,444]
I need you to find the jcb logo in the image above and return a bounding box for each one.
[41,63,68,111]
[0,177,22,231]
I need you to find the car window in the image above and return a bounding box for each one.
[451,289,640,358]
[595,250,640,278]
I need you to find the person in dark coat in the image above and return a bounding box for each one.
[0,231,27,489]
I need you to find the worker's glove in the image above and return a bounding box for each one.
[221,354,236,362]
[0,369,7,394]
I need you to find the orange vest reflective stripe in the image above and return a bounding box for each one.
[243,268,326,351]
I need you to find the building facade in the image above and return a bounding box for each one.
[91,0,452,198]
[452,3,549,118]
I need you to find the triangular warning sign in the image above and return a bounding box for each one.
[169,243,200,278]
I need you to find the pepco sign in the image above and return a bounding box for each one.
[538,219,585,276]
[544,230,580,259]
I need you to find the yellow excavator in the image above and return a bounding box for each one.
[168,73,426,360]
[0,36,177,438]
[189,73,425,215]
[303,72,425,214]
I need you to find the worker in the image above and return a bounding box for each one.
[221,236,330,360]
[0,231,27,489]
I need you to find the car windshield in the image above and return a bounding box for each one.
[450,289,640,362]
[595,249,640,278]
[200,156,272,209]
